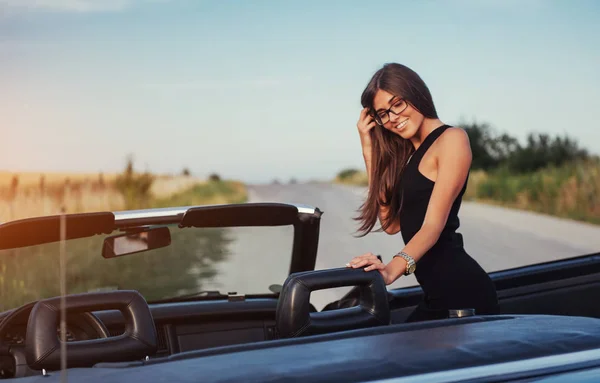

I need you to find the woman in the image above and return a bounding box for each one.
[346,63,499,322]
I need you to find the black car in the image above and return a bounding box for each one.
[0,202,599,382]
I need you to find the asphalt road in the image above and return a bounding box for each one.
[206,182,600,310]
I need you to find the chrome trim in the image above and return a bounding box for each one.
[291,203,318,215]
[368,347,600,383]
[0,203,318,227]
[113,206,192,222]
[112,203,318,224]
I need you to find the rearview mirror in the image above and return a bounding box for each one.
[102,226,171,259]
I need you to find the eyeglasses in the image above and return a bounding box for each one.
[371,98,408,126]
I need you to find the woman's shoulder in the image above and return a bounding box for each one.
[434,126,472,161]
[440,125,469,141]
[437,126,471,151]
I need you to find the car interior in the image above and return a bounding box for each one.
[1,205,600,381]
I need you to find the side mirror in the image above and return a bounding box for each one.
[102,226,171,259]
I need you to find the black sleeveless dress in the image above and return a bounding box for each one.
[398,125,499,322]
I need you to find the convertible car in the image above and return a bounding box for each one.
[0,202,600,382]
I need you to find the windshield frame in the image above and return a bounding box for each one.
[111,203,323,276]
[0,203,323,311]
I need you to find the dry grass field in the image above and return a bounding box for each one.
[0,171,120,222]
[0,171,243,223]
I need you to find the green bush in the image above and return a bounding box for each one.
[337,168,360,181]
[153,180,247,207]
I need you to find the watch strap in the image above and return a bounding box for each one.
[393,251,416,275]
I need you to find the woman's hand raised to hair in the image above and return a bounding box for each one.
[357,108,377,153]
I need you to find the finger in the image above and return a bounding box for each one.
[350,260,368,268]
[349,253,374,265]
[347,258,362,267]
[362,253,380,263]
[346,257,359,267]
[358,121,377,134]
[351,254,382,268]
[360,107,369,119]
[362,119,377,128]
[348,256,367,267]
[358,109,367,125]
[364,263,385,272]
[351,258,377,268]
[359,108,376,124]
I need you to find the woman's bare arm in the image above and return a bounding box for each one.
[387,127,472,275]
[350,127,472,283]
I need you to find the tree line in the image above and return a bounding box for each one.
[462,121,592,174]
[336,121,593,182]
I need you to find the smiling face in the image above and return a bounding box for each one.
[371,89,425,140]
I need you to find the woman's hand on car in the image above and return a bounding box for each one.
[346,252,404,285]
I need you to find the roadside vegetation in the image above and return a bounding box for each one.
[464,159,600,225]
[0,157,247,222]
[0,158,248,310]
[153,179,247,208]
[335,121,599,225]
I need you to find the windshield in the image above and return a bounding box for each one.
[0,224,294,312]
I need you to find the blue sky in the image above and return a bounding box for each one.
[1,0,599,183]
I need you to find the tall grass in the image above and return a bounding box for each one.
[466,159,600,224]
[0,174,125,222]
[0,170,247,222]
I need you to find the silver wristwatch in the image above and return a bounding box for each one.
[393,251,416,275]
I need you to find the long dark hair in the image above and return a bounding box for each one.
[354,63,438,236]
